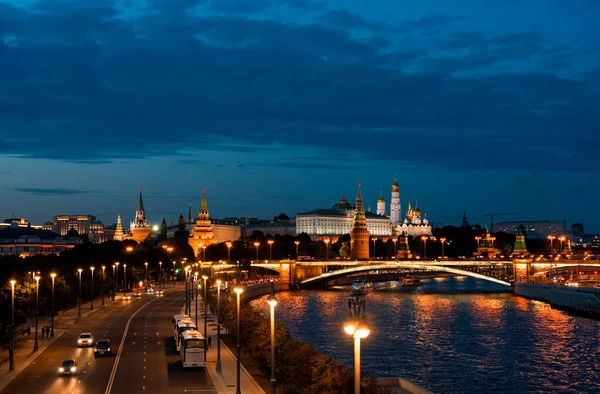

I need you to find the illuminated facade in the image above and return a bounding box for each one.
[0,225,81,257]
[129,189,153,243]
[493,220,567,239]
[113,215,124,241]
[350,183,370,260]
[395,200,432,237]
[390,176,401,226]
[189,189,218,257]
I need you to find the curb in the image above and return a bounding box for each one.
[0,330,66,393]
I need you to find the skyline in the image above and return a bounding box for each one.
[1,1,599,230]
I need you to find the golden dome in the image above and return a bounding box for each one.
[391,182,399,192]
[340,196,349,204]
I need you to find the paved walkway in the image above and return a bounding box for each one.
[187,297,266,394]
[0,297,114,391]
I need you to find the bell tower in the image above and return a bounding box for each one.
[350,182,370,260]
[390,175,401,225]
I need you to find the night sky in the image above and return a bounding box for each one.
[1,0,599,231]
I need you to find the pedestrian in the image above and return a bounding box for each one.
[42,327,45,337]
[207,336,212,349]
[44,327,48,337]
[27,325,31,336]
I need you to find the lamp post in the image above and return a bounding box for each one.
[34,275,40,352]
[101,265,106,305]
[559,236,565,254]
[372,238,377,259]
[202,275,208,363]
[294,240,299,260]
[254,242,260,262]
[115,262,119,291]
[234,286,244,394]
[440,238,446,258]
[268,240,274,261]
[344,298,370,394]
[159,261,163,288]
[90,266,95,310]
[267,286,278,394]
[77,268,82,317]
[10,279,16,371]
[194,272,199,327]
[184,267,190,315]
[216,279,223,373]
[123,263,127,295]
[144,262,148,285]
[226,242,232,263]
[50,273,56,337]
[324,238,330,260]
[547,235,556,255]
[421,236,428,259]
[392,238,397,258]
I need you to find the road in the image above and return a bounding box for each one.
[1,288,215,394]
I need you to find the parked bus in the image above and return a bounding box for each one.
[172,314,191,339]
[175,320,197,351]
[180,329,206,368]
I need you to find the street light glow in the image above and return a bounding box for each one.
[267,294,278,307]
[234,286,243,295]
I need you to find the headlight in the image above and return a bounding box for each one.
[72,367,76,372]
[59,367,64,372]
[78,339,82,343]
[107,348,111,352]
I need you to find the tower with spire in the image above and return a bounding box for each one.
[511,229,529,257]
[390,175,401,226]
[350,182,370,260]
[130,189,152,243]
[113,214,124,241]
[377,191,386,216]
[189,188,217,258]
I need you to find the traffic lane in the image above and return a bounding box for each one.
[110,292,216,393]
[0,295,152,394]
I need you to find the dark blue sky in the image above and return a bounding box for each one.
[1,0,599,231]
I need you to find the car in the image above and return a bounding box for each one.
[77,333,94,347]
[157,290,164,296]
[94,339,112,357]
[123,294,132,300]
[134,292,142,297]
[58,359,77,376]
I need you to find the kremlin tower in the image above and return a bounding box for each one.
[113,214,124,241]
[390,175,401,226]
[512,229,529,257]
[130,189,152,243]
[377,191,386,216]
[350,182,370,260]
[189,189,217,257]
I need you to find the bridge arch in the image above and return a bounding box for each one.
[299,263,512,288]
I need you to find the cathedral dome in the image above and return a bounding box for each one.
[391,182,400,192]
[339,196,349,204]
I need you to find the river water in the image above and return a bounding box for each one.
[250,277,600,394]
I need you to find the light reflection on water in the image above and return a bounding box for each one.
[251,277,600,394]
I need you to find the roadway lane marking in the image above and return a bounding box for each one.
[104,297,159,394]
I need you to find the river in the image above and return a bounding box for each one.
[250,276,600,394]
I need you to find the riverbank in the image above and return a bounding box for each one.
[514,283,600,316]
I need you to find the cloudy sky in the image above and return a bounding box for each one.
[0,0,599,231]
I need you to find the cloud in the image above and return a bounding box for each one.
[13,187,89,195]
[0,0,598,174]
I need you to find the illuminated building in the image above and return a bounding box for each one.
[0,223,82,257]
[390,176,401,226]
[113,215,124,241]
[395,200,432,237]
[129,189,153,243]
[350,183,370,260]
[376,191,386,217]
[493,220,567,239]
[474,228,497,258]
[189,189,218,257]
[511,229,529,257]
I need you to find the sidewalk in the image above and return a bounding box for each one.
[0,297,114,392]
[187,298,266,394]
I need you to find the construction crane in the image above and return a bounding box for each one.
[482,212,523,231]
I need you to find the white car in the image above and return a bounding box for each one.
[77,333,94,347]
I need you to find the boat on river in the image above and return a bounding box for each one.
[350,280,373,296]
[402,276,423,287]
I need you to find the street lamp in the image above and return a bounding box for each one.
[344,298,370,394]
[202,275,208,363]
[392,238,397,258]
[324,238,330,260]
[254,242,260,261]
[101,265,106,305]
[50,273,56,337]
[144,262,148,284]
[34,275,40,352]
[226,242,232,263]
[159,261,163,288]
[372,237,377,259]
[216,279,223,373]
[421,236,428,259]
[268,239,274,261]
[77,268,82,317]
[294,240,300,260]
[115,262,120,291]
[267,288,278,394]
[123,263,127,295]
[234,286,244,394]
[90,266,95,310]
[559,236,565,254]
[194,272,199,327]
[548,235,556,255]
[10,279,16,371]
[440,238,446,258]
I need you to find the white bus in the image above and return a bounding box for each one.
[180,330,206,368]
[175,320,197,351]
[172,314,191,339]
